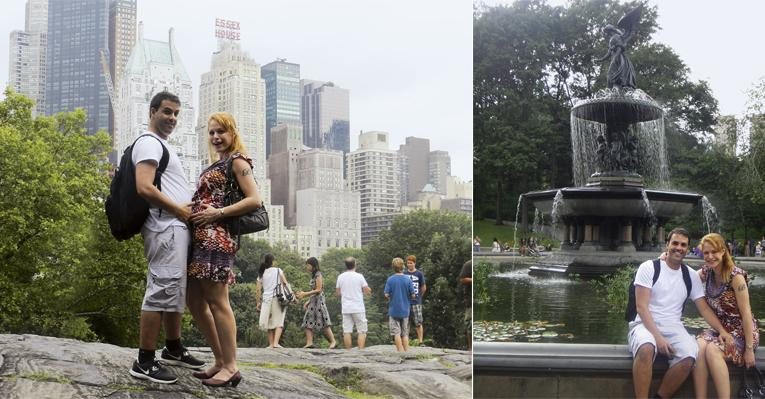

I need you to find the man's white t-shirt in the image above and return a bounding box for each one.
[258,267,280,302]
[633,259,704,325]
[131,131,192,233]
[336,270,368,314]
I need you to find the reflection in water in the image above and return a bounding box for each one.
[475,268,765,344]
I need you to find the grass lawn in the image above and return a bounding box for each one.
[473,219,517,245]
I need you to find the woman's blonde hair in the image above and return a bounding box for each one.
[699,233,735,284]
[207,112,248,162]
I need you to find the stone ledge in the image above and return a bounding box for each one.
[474,342,764,398]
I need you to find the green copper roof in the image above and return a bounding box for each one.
[125,38,190,81]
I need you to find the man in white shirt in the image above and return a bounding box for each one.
[335,257,372,349]
[128,91,203,384]
[629,227,732,399]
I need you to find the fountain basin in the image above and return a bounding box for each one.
[524,187,701,220]
[572,90,663,124]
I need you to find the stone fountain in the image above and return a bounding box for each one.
[519,7,714,276]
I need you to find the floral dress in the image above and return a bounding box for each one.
[187,153,252,285]
[300,271,332,331]
[699,265,759,365]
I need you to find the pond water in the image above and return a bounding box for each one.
[474,264,765,344]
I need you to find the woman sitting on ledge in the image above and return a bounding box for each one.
[692,233,759,399]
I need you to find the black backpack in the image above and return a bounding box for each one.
[105,134,169,241]
[624,259,692,322]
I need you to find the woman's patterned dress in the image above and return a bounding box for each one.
[300,271,332,330]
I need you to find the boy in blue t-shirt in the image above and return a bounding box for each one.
[384,257,416,352]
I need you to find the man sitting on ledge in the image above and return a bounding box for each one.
[629,227,733,399]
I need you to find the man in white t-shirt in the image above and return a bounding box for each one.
[128,91,203,384]
[335,257,372,349]
[629,227,732,399]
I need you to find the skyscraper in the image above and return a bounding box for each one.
[46,0,111,135]
[296,148,361,256]
[398,136,430,203]
[268,122,303,226]
[8,0,47,116]
[301,80,350,154]
[428,150,451,194]
[108,0,136,93]
[115,28,196,187]
[197,41,267,185]
[346,131,400,245]
[262,59,301,158]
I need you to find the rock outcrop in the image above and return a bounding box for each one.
[0,334,471,398]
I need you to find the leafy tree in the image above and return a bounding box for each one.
[364,210,471,349]
[0,88,147,344]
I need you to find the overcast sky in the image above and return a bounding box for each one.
[0,0,473,181]
[476,0,765,117]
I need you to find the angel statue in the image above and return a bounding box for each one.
[597,7,641,89]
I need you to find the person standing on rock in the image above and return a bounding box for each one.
[384,258,416,352]
[459,260,472,351]
[629,227,732,399]
[404,255,427,345]
[335,257,372,349]
[129,91,205,384]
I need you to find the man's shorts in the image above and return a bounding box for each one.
[409,304,423,326]
[141,226,189,313]
[389,316,409,337]
[628,321,698,367]
[342,313,368,334]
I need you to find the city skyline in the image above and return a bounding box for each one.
[0,0,472,181]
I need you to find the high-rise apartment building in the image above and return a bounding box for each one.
[268,122,303,226]
[428,150,451,194]
[398,136,430,203]
[8,0,47,116]
[301,80,350,154]
[46,0,112,135]
[262,59,301,158]
[197,41,267,185]
[296,148,360,256]
[115,28,196,187]
[108,0,136,94]
[346,131,400,245]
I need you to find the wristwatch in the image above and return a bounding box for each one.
[746,343,754,350]
[219,208,225,217]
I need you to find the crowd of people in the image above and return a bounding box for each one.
[124,91,468,389]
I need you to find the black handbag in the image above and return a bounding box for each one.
[223,156,269,235]
[739,367,765,399]
[273,269,296,306]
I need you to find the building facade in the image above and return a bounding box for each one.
[346,131,400,245]
[8,0,47,116]
[268,122,303,226]
[301,80,350,154]
[262,59,301,158]
[46,0,112,135]
[428,150,451,195]
[398,136,430,203]
[115,28,197,187]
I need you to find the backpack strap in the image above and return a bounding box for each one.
[681,263,692,298]
[134,134,170,215]
[651,259,661,286]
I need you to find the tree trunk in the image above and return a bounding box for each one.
[495,174,503,225]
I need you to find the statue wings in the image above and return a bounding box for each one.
[617,6,642,34]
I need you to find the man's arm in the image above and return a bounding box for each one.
[362,286,372,296]
[635,286,673,356]
[135,161,191,222]
[335,287,341,297]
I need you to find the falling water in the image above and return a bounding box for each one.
[550,190,564,240]
[532,208,543,235]
[570,89,669,188]
[640,189,657,227]
[701,196,720,234]
[513,194,523,251]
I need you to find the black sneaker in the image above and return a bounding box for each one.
[159,346,205,369]
[129,359,178,384]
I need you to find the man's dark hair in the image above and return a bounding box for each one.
[149,91,180,112]
[666,227,690,243]
[344,257,356,270]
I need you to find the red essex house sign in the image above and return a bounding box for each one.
[215,18,240,41]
